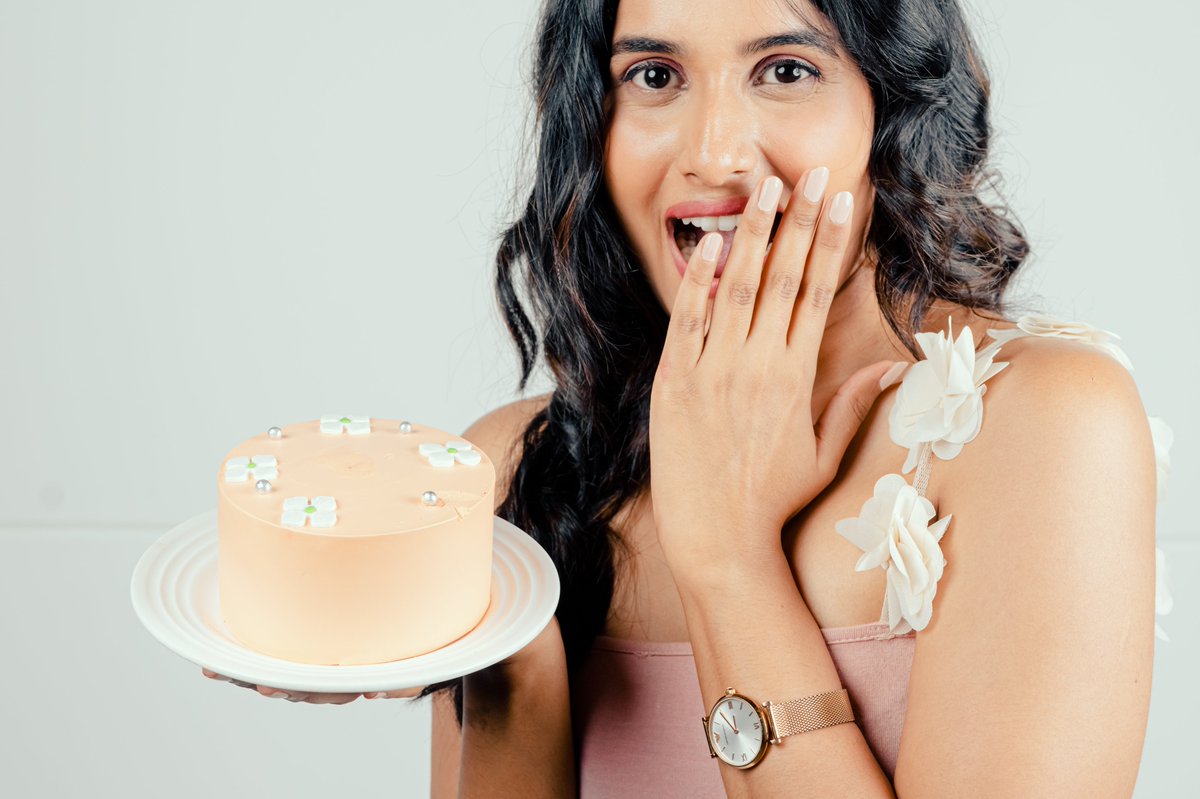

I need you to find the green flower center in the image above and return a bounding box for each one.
[305,505,316,514]
[340,416,351,424]
[447,447,457,454]
[247,461,256,469]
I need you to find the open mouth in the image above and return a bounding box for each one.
[668,213,784,273]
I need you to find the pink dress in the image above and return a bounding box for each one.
[570,623,915,797]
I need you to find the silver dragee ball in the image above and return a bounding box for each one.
[267,426,283,440]
[399,421,413,434]
[256,479,273,494]
[421,490,439,506]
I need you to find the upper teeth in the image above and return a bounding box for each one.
[678,214,741,232]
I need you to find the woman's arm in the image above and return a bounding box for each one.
[431,617,576,799]
[892,337,1156,797]
[430,393,571,799]
[671,336,1156,798]
[458,616,577,798]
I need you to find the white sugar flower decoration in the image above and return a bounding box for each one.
[835,473,952,634]
[224,455,278,483]
[986,313,1133,371]
[419,440,482,468]
[320,414,370,435]
[1155,546,1173,642]
[280,496,337,528]
[889,319,1009,473]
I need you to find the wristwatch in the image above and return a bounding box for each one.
[701,686,855,769]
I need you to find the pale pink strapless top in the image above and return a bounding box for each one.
[570,622,915,797]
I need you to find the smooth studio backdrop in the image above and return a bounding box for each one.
[1,0,1195,796]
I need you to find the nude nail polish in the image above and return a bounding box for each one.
[803,167,829,203]
[758,176,783,212]
[829,191,853,225]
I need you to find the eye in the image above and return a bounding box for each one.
[621,61,678,91]
[758,58,820,85]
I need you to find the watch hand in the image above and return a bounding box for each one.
[719,710,739,734]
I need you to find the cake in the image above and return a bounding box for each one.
[216,416,496,666]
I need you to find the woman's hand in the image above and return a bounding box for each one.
[648,169,904,576]
[199,615,565,704]
[199,667,420,703]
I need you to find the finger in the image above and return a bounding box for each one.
[201,667,230,682]
[365,687,425,700]
[814,360,902,477]
[707,175,781,346]
[748,167,827,346]
[660,230,721,376]
[787,191,854,358]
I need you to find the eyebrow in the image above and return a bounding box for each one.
[610,29,840,60]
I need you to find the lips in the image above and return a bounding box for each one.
[665,213,784,280]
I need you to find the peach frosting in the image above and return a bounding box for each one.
[216,418,497,665]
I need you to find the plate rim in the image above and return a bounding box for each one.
[130,509,560,693]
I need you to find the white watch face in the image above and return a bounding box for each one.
[708,694,766,767]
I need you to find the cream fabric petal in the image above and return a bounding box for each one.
[1155,547,1173,616]
[1148,416,1173,503]
[834,517,884,553]
[927,514,952,544]
[894,525,930,594]
[931,439,964,461]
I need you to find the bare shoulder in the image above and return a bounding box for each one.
[461,392,553,508]
[942,331,1151,494]
[895,332,1157,796]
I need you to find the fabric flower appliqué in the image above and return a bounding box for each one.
[889,319,1008,474]
[835,473,952,634]
[1148,415,1175,641]
[320,414,370,435]
[986,313,1133,371]
[419,440,482,468]
[224,455,278,483]
[280,496,337,528]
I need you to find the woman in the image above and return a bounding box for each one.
[208,0,1159,795]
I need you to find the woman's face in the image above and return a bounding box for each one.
[604,0,875,310]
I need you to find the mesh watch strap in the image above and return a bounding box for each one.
[763,688,854,743]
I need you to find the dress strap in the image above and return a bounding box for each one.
[913,442,934,498]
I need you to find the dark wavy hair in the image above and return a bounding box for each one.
[417,0,1029,728]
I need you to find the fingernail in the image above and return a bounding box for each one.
[267,690,290,699]
[757,176,783,212]
[803,167,829,203]
[879,361,908,390]
[364,692,380,699]
[701,232,722,261]
[829,191,853,225]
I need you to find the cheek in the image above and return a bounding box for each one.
[767,95,874,191]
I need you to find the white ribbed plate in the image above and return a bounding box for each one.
[130,509,560,693]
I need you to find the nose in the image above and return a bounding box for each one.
[676,83,758,188]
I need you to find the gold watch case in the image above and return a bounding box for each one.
[701,687,772,769]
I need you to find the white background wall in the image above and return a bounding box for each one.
[1,0,1194,796]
